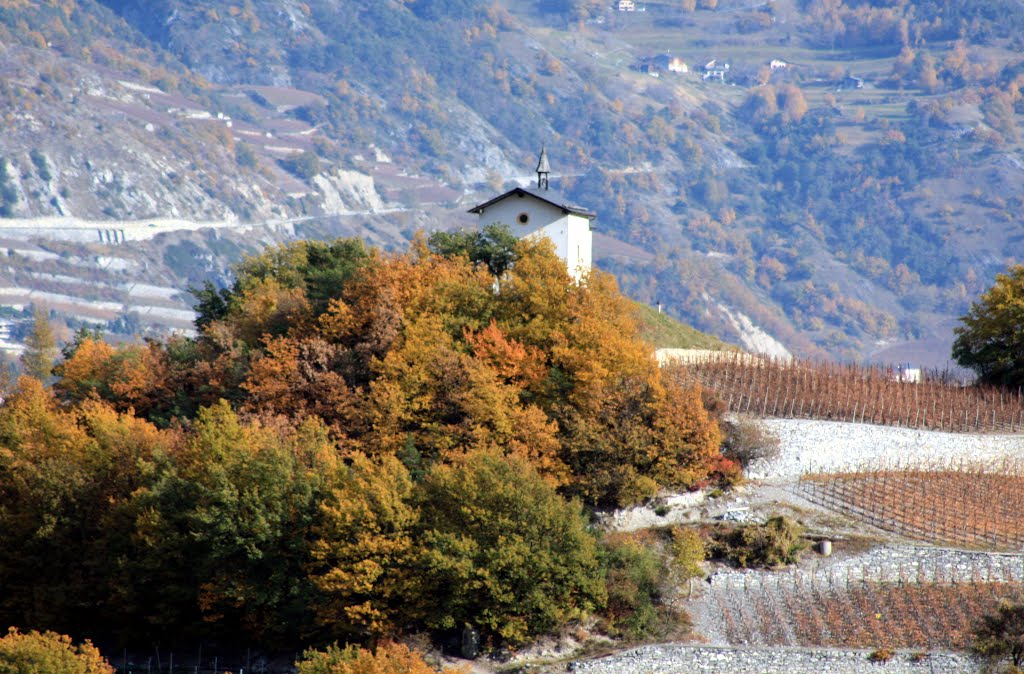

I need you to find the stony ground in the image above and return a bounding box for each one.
[567,645,977,673]
[562,418,1024,674]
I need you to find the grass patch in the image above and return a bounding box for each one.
[633,301,733,350]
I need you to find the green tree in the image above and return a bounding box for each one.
[20,305,58,381]
[230,238,372,317]
[279,151,322,180]
[125,402,337,645]
[190,281,233,330]
[952,265,1024,386]
[0,628,113,674]
[973,598,1024,670]
[427,224,520,277]
[416,450,605,646]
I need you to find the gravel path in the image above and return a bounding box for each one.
[747,419,1024,480]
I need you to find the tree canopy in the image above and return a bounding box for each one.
[0,231,731,653]
[0,629,112,674]
[952,264,1024,386]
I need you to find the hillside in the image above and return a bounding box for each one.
[0,0,1022,365]
[633,300,733,350]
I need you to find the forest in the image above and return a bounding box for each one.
[0,232,732,667]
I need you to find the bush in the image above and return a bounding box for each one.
[721,415,780,469]
[973,598,1024,670]
[29,149,51,182]
[868,646,894,662]
[235,143,259,168]
[295,642,458,674]
[709,516,808,568]
[599,532,690,641]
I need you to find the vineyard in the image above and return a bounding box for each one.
[711,573,1022,650]
[675,356,1024,433]
[798,462,1024,550]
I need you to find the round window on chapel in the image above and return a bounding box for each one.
[517,212,529,225]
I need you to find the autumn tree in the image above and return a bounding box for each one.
[54,338,159,409]
[0,379,173,639]
[309,452,421,641]
[295,642,461,674]
[952,265,1024,386]
[778,84,808,123]
[0,629,113,674]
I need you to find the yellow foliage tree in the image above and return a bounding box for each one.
[0,628,113,674]
[295,642,462,674]
[311,453,422,640]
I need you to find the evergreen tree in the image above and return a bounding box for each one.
[20,305,58,382]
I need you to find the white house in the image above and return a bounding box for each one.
[468,148,594,282]
[703,59,729,82]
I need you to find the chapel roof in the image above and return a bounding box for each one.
[467,186,596,220]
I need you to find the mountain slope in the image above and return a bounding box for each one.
[0,0,1023,364]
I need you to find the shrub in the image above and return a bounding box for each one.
[599,532,690,641]
[868,646,894,662]
[973,598,1024,669]
[709,516,808,568]
[29,149,51,182]
[721,415,780,469]
[295,642,460,674]
[235,143,259,168]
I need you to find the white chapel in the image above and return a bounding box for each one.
[468,148,594,281]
